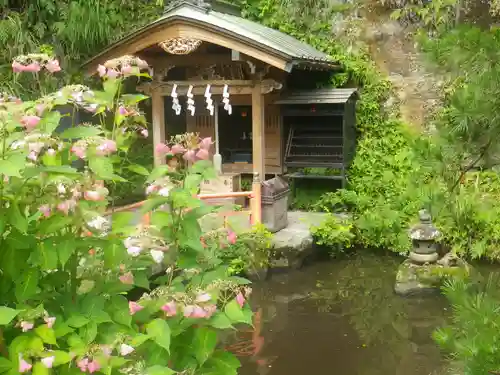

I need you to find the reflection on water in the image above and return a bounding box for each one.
[234,252,451,375]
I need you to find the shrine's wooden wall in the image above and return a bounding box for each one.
[183,94,283,174]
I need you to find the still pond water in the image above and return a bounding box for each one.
[234,253,452,375]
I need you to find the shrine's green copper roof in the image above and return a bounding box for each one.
[83,1,339,71]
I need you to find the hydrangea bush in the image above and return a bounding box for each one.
[0,54,252,375]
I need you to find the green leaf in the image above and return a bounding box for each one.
[60,126,102,139]
[147,165,172,183]
[37,240,59,271]
[131,334,151,347]
[103,79,120,101]
[0,307,20,325]
[224,300,252,325]
[35,325,57,345]
[192,327,217,365]
[201,351,240,375]
[9,202,27,233]
[228,276,252,285]
[66,314,89,328]
[15,269,39,302]
[0,154,25,177]
[140,197,170,214]
[208,313,233,330]
[146,365,175,375]
[0,357,12,373]
[184,174,203,192]
[104,243,127,269]
[52,351,72,366]
[133,271,150,290]
[79,321,97,344]
[57,238,76,267]
[109,296,131,327]
[110,212,135,232]
[40,111,61,134]
[146,319,171,353]
[32,362,48,375]
[40,166,80,176]
[89,157,114,179]
[127,164,150,176]
[37,215,72,235]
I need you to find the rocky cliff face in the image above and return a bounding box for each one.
[331,4,444,128]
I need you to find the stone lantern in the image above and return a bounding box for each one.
[408,209,440,264]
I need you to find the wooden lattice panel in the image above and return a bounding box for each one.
[265,104,281,169]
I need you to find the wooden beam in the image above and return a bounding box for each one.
[140,53,234,69]
[252,81,265,181]
[151,90,166,167]
[137,79,282,96]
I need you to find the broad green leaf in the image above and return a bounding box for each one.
[66,314,89,328]
[9,202,27,233]
[52,351,72,366]
[37,215,73,234]
[192,327,217,365]
[184,174,203,192]
[147,165,172,183]
[224,300,252,325]
[57,238,76,267]
[127,164,150,176]
[37,240,59,271]
[79,321,97,344]
[35,325,57,345]
[32,362,49,375]
[54,323,74,338]
[15,269,39,302]
[89,157,114,179]
[60,126,102,139]
[140,197,170,214]
[133,271,150,290]
[150,211,172,228]
[0,307,20,325]
[201,351,240,375]
[146,319,171,353]
[0,357,12,373]
[121,94,149,105]
[41,111,61,134]
[28,337,44,352]
[208,313,233,330]
[131,334,151,347]
[110,212,135,232]
[147,365,175,375]
[40,166,80,176]
[103,79,120,101]
[109,296,131,327]
[0,154,25,177]
[104,243,127,269]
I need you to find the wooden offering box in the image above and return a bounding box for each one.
[200,173,243,206]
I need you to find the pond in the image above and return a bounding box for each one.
[233,252,452,375]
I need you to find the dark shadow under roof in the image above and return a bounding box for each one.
[275,88,358,104]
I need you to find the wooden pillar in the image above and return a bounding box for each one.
[151,90,166,167]
[251,82,265,224]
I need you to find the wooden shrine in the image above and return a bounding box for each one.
[82,0,359,222]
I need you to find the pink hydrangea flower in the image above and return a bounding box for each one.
[44,316,56,328]
[227,230,237,245]
[97,65,107,77]
[41,356,55,369]
[195,293,211,303]
[45,60,61,73]
[161,301,177,317]
[20,115,41,131]
[128,301,143,315]
[18,358,32,373]
[183,150,196,162]
[199,137,212,150]
[84,190,103,202]
[24,62,41,73]
[20,321,34,332]
[87,360,100,374]
[77,358,89,372]
[56,199,76,215]
[121,65,132,76]
[71,144,87,159]
[46,148,56,156]
[96,140,117,156]
[170,144,185,154]
[12,61,25,73]
[35,103,46,116]
[204,304,217,318]
[140,129,148,138]
[106,69,119,79]
[236,292,246,308]
[119,271,134,285]
[155,143,170,156]
[38,205,51,218]
[101,345,112,357]
[196,149,209,160]
[118,106,128,116]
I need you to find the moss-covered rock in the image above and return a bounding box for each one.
[394,254,470,296]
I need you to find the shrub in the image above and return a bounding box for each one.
[0,53,251,375]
